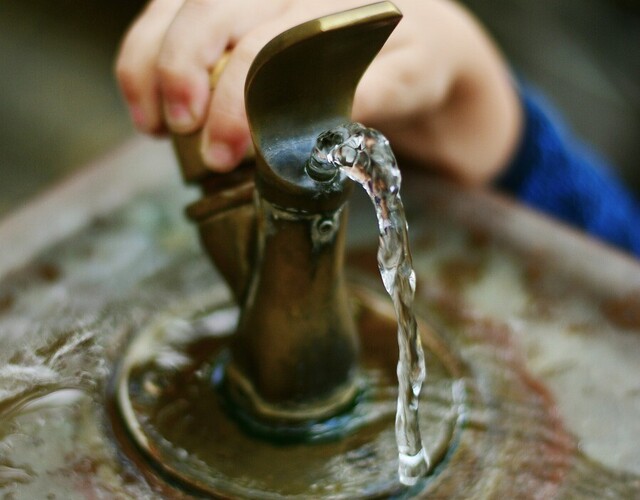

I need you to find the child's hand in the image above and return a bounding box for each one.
[115,0,521,184]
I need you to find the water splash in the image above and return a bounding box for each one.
[308,123,429,485]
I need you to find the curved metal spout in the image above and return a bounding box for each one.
[246,1,402,211]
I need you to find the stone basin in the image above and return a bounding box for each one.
[0,137,639,498]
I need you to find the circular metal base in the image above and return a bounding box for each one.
[110,284,467,499]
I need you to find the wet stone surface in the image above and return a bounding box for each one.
[0,173,639,498]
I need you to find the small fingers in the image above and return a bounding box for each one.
[200,0,370,170]
[157,0,292,138]
[200,29,269,170]
[115,0,184,134]
[118,0,290,139]
[156,0,239,134]
[157,0,293,172]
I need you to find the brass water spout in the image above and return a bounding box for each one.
[174,2,402,429]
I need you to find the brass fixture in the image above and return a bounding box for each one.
[174,2,402,427]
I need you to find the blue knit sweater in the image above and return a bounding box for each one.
[495,87,640,257]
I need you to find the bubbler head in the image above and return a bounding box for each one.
[306,126,352,181]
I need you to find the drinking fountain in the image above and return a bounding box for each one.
[112,3,452,496]
[1,2,640,499]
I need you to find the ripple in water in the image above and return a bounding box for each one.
[308,123,429,485]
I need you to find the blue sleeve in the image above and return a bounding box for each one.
[494,85,640,257]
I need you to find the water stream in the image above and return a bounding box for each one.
[308,123,429,485]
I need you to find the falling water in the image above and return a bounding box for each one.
[308,123,429,485]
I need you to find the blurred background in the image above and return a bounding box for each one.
[0,0,638,218]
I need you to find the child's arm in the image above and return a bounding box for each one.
[496,85,640,256]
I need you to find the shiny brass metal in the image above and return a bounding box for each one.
[227,200,359,422]
[230,2,402,424]
[246,1,401,212]
[171,2,402,426]
[185,163,256,302]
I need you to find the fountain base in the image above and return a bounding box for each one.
[110,280,466,499]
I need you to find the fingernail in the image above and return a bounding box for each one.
[165,102,195,131]
[130,104,146,129]
[203,141,235,169]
